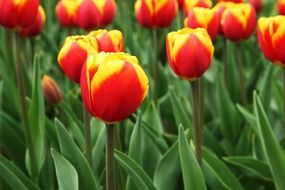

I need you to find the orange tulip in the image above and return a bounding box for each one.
[257,16,285,65]
[88,29,124,52]
[278,0,285,15]
[184,7,219,39]
[183,0,212,15]
[42,75,63,104]
[56,0,79,27]
[166,28,214,80]
[218,0,243,3]
[135,0,178,28]
[80,52,149,124]
[58,35,98,83]
[0,0,39,29]
[249,0,262,13]
[20,6,45,38]
[221,3,256,41]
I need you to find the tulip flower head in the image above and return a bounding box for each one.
[183,0,212,15]
[278,0,285,15]
[58,35,98,83]
[42,75,63,104]
[0,0,39,29]
[20,6,46,38]
[218,0,243,3]
[80,52,149,124]
[88,29,124,52]
[184,7,219,39]
[135,0,178,28]
[178,0,184,7]
[166,28,214,80]
[257,16,285,65]
[221,3,256,41]
[249,0,262,13]
[56,0,80,27]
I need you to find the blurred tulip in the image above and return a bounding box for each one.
[218,0,243,2]
[178,0,184,7]
[58,35,98,83]
[278,0,285,15]
[166,28,214,80]
[221,3,256,41]
[249,0,262,13]
[0,0,39,29]
[20,6,46,38]
[183,0,212,15]
[42,75,63,104]
[135,0,178,28]
[80,52,149,124]
[257,16,285,65]
[88,29,124,52]
[184,7,219,39]
[56,0,79,27]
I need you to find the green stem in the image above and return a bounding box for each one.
[13,32,37,178]
[83,105,92,166]
[152,29,159,103]
[106,125,115,190]
[223,39,229,90]
[190,80,202,165]
[236,43,247,105]
[283,68,285,119]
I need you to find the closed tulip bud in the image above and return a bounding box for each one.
[88,29,124,52]
[80,52,149,124]
[218,0,243,3]
[135,0,178,28]
[184,7,219,39]
[278,0,285,15]
[166,28,214,80]
[20,6,46,38]
[42,75,63,104]
[56,0,79,27]
[213,2,235,34]
[249,0,262,13]
[183,0,212,15]
[0,0,39,29]
[221,3,256,41]
[257,16,285,65]
[58,35,98,83]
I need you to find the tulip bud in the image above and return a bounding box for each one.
[257,16,285,65]
[184,7,219,39]
[20,6,46,38]
[135,0,178,28]
[80,52,149,124]
[166,28,214,80]
[213,2,235,34]
[42,75,63,104]
[88,29,124,52]
[221,3,256,41]
[278,0,285,15]
[58,35,98,83]
[218,0,243,3]
[183,0,212,15]
[249,0,262,13]
[98,0,117,26]
[0,0,39,29]
[56,0,79,27]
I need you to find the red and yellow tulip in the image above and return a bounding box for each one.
[0,0,39,29]
[42,75,63,105]
[184,7,219,39]
[221,3,256,41]
[278,0,285,15]
[80,52,149,124]
[257,16,285,65]
[56,0,79,27]
[218,0,243,3]
[183,0,212,15]
[88,29,124,52]
[135,0,178,28]
[249,0,262,13]
[58,35,98,83]
[166,28,214,80]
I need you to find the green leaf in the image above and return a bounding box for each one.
[55,119,99,190]
[154,141,181,190]
[115,150,156,190]
[178,126,206,190]
[143,102,163,133]
[236,104,257,133]
[224,156,272,181]
[254,92,285,190]
[51,148,78,190]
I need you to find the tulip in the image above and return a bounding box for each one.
[56,0,79,27]
[183,0,212,15]
[213,2,235,34]
[178,0,184,7]
[166,27,214,80]
[135,0,178,28]
[184,7,219,39]
[88,29,124,52]
[80,52,149,124]
[249,0,262,13]
[42,75,63,104]
[218,0,243,3]
[0,0,39,29]
[58,35,98,83]
[20,6,46,38]
[278,0,285,15]
[221,3,256,41]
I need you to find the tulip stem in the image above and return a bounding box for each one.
[283,68,285,119]
[83,105,92,166]
[13,32,37,178]
[106,125,115,190]
[152,29,159,103]
[190,80,202,166]
[236,43,247,105]
[223,39,229,89]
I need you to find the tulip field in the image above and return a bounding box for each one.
[1,0,285,190]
